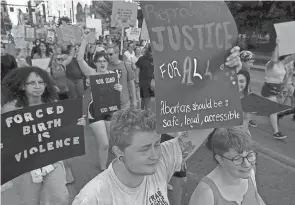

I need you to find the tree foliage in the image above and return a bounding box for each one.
[91,1,113,19]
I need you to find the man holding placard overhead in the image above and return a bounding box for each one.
[72,45,241,205]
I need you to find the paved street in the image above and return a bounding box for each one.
[2,70,295,205]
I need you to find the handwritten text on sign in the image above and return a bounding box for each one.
[90,73,121,120]
[1,99,85,184]
[141,1,243,133]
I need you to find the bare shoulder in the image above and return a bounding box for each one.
[189,181,214,205]
[1,101,19,114]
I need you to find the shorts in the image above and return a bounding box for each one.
[261,82,282,98]
[161,134,187,178]
[88,99,113,124]
[140,86,155,98]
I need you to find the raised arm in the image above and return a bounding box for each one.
[178,129,213,161]
[62,44,75,67]
[76,35,95,77]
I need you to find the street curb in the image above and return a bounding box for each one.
[253,142,295,169]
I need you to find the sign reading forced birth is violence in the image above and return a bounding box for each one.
[90,73,121,120]
[1,99,85,184]
[141,1,243,134]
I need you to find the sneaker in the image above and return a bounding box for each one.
[273,132,287,140]
[248,120,258,128]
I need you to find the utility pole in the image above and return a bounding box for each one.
[72,0,75,24]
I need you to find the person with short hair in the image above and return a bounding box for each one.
[77,34,123,171]
[106,43,137,109]
[189,128,266,205]
[72,46,242,205]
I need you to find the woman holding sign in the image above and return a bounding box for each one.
[261,39,295,139]
[77,33,123,171]
[1,66,85,205]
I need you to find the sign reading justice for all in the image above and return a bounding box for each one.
[141,1,243,134]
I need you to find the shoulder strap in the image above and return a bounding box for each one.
[200,177,218,205]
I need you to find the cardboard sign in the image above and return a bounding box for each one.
[141,1,242,133]
[1,99,85,184]
[111,1,138,28]
[36,27,48,39]
[241,93,292,116]
[46,30,55,44]
[140,18,150,40]
[86,17,102,36]
[127,27,141,41]
[274,21,295,56]
[90,73,121,120]
[32,58,51,70]
[24,27,36,41]
[56,26,82,45]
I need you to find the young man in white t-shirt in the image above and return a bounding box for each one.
[72,46,241,205]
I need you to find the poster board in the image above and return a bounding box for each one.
[56,26,82,45]
[24,27,36,41]
[89,73,121,120]
[111,1,138,28]
[274,21,295,56]
[86,17,102,36]
[11,25,27,49]
[46,30,56,44]
[140,18,150,40]
[127,27,141,41]
[32,58,51,70]
[141,1,242,134]
[241,93,292,116]
[1,99,85,184]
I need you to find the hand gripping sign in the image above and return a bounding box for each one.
[141,1,243,134]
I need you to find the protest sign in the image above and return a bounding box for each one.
[46,30,55,44]
[56,26,82,45]
[32,58,51,70]
[241,93,292,116]
[24,27,36,41]
[140,18,150,40]
[90,73,121,120]
[1,99,85,184]
[86,17,102,36]
[36,27,48,39]
[274,21,295,56]
[127,27,141,41]
[111,1,138,28]
[141,1,242,133]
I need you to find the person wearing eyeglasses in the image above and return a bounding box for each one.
[77,33,123,171]
[189,127,266,205]
[106,43,137,109]
[1,66,83,205]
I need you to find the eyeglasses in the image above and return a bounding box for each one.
[26,81,47,87]
[221,151,258,165]
[97,60,107,63]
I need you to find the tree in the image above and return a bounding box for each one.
[91,1,113,19]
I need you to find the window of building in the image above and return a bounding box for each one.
[3,7,7,12]
[10,7,14,12]
[26,8,28,12]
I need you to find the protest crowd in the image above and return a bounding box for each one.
[1,1,295,205]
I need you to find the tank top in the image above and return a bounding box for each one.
[50,65,68,93]
[201,176,261,205]
[265,61,286,84]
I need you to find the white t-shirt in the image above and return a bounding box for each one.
[72,138,182,205]
[123,50,135,65]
